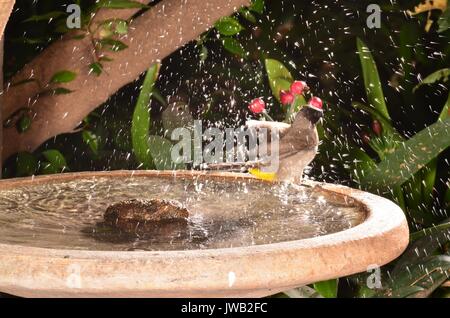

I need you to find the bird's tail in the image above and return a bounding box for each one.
[200,161,263,172]
[200,161,277,181]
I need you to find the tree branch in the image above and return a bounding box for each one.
[2,0,250,161]
[2,0,150,121]
[0,0,16,172]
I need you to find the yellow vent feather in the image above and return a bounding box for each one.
[248,168,277,182]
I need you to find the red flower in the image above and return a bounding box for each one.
[290,81,307,95]
[248,98,266,114]
[372,120,382,137]
[308,96,323,110]
[280,90,295,105]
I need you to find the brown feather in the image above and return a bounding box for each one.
[278,109,319,159]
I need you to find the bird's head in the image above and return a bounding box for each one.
[302,97,324,124]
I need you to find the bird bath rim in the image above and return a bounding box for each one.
[0,170,409,297]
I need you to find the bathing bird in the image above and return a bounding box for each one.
[205,97,324,183]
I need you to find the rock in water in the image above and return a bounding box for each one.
[104,199,189,235]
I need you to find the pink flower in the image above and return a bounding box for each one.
[372,120,382,136]
[248,98,266,114]
[290,81,307,95]
[308,96,323,110]
[280,90,295,105]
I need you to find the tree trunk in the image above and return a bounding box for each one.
[2,0,250,162]
[0,0,16,173]
[0,35,3,175]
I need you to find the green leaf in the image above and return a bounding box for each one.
[392,255,450,298]
[16,152,38,177]
[132,64,160,168]
[40,163,60,175]
[99,19,129,36]
[395,221,450,271]
[222,37,246,57]
[72,34,86,40]
[393,184,406,212]
[152,88,167,106]
[239,8,257,23]
[362,118,450,188]
[148,135,184,170]
[50,70,77,84]
[410,222,450,241]
[249,0,265,14]
[3,108,28,129]
[367,229,450,298]
[438,7,450,32]
[439,92,450,121]
[17,115,32,133]
[98,24,114,39]
[351,102,398,137]
[421,159,438,206]
[52,87,73,95]
[11,78,39,88]
[199,45,208,62]
[96,0,149,9]
[264,58,293,101]
[23,11,65,23]
[10,37,49,44]
[374,286,425,298]
[414,68,450,91]
[287,95,307,122]
[115,20,128,34]
[349,148,378,183]
[41,150,68,172]
[215,17,244,36]
[99,38,128,51]
[368,134,403,161]
[99,56,113,62]
[313,279,338,298]
[82,130,99,155]
[356,38,391,121]
[89,62,103,76]
[161,102,194,138]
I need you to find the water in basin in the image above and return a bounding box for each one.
[0,176,366,251]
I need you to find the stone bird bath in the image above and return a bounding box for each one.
[0,171,409,297]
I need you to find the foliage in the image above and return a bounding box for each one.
[214,17,244,36]
[49,70,77,84]
[356,38,391,121]
[264,58,306,120]
[131,63,160,169]
[198,0,266,59]
[130,64,185,170]
[313,279,339,298]
[96,0,149,9]
[2,0,450,298]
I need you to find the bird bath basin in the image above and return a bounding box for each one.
[0,170,408,297]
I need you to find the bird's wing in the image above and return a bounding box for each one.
[245,120,291,138]
[278,120,319,159]
[202,161,264,171]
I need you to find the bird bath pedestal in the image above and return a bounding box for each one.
[0,171,409,297]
